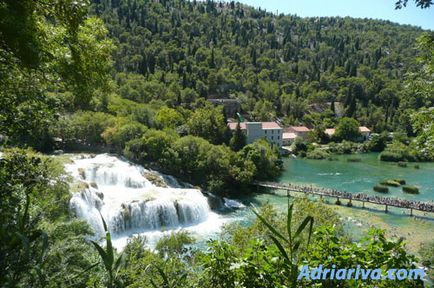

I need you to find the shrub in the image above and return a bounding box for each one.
[379,151,404,162]
[402,186,419,194]
[398,162,408,167]
[373,185,389,193]
[347,157,362,162]
[393,179,406,185]
[380,180,401,187]
[306,149,330,160]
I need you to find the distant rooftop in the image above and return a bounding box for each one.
[325,127,370,136]
[208,99,240,103]
[359,126,371,133]
[284,126,310,133]
[228,121,281,130]
[228,122,246,130]
[282,132,297,140]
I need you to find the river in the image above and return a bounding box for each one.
[63,153,434,253]
[227,153,434,253]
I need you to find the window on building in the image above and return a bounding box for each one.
[271,130,274,134]
[271,136,274,140]
[265,130,267,134]
[277,136,280,140]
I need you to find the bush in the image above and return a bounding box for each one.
[347,157,362,162]
[379,151,404,162]
[393,179,406,185]
[380,180,401,187]
[402,186,419,194]
[306,149,330,160]
[397,162,408,167]
[373,185,389,193]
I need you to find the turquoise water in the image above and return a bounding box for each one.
[279,153,434,202]
[224,153,434,253]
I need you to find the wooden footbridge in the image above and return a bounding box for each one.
[253,181,434,216]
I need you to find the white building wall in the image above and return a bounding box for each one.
[264,129,283,147]
[245,123,282,147]
[245,122,263,144]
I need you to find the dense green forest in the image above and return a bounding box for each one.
[1,0,434,287]
[92,0,430,132]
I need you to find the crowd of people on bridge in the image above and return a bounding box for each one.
[263,182,434,213]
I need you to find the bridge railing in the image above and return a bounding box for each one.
[253,181,434,213]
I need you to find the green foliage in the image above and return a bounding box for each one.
[238,139,283,181]
[306,149,330,160]
[91,216,125,288]
[306,227,423,287]
[402,185,420,194]
[40,220,98,287]
[373,185,389,193]
[334,117,361,142]
[51,112,116,149]
[395,0,433,9]
[380,180,401,187]
[411,108,434,160]
[186,106,228,145]
[253,200,314,287]
[102,120,147,151]
[155,231,195,258]
[88,0,428,134]
[419,240,434,280]
[123,130,281,194]
[155,107,185,129]
[229,122,246,151]
[365,132,389,152]
[379,140,426,162]
[0,148,73,286]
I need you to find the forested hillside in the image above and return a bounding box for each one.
[91,0,428,132]
[2,1,434,287]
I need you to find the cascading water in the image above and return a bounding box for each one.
[66,154,218,246]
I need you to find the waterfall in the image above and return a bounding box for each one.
[66,154,211,238]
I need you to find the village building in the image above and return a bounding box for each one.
[282,126,311,146]
[325,126,371,141]
[228,122,283,147]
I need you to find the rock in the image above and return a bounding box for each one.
[89,182,98,189]
[204,192,224,210]
[53,149,64,155]
[143,171,168,187]
[95,191,104,200]
[78,168,86,180]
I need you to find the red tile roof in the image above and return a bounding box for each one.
[261,122,281,129]
[227,122,281,130]
[284,126,310,133]
[228,122,246,130]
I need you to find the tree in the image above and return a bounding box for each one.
[229,122,246,151]
[334,117,361,142]
[0,149,71,286]
[187,107,228,144]
[411,109,434,160]
[155,107,185,129]
[395,0,433,9]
